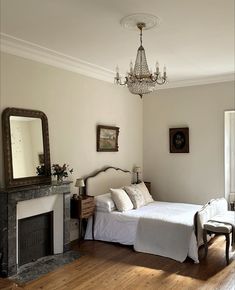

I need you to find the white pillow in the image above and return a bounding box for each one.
[124,185,145,209]
[135,182,154,204]
[95,193,116,212]
[110,188,133,212]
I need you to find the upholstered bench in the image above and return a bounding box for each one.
[196,198,235,265]
[203,220,233,265]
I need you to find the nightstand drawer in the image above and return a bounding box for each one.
[82,211,94,219]
[81,204,95,211]
[80,206,95,218]
[81,200,95,208]
[70,196,95,219]
[82,197,94,205]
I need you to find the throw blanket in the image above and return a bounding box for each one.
[134,209,197,263]
[209,212,235,244]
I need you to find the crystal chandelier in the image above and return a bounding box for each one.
[114,18,167,98]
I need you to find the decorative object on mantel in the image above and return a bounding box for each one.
[169,127,189,153]
[97,125,119,152]
[36,165,46,176]
[133,166,141,183]
[75,178,85,196]
[114,13,167,98]
[52,164,73,182]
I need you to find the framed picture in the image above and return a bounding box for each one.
[169,127,189,153]
[97,125,119,152]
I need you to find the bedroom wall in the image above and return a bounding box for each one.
[0,52,143,239]
[143,81,235,205]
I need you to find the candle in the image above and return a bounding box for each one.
[130,61,133,74]
[156,61,159,74]
[163,65,167,78]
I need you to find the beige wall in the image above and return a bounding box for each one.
[143,81,235,204]
[0,52,143,189]
[1,52,234,209]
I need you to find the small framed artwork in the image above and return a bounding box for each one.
[169,127,189,153]
[97,125,119,152]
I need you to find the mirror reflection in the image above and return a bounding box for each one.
[10,116,44,179]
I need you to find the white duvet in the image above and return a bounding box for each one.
[85,201,202,263]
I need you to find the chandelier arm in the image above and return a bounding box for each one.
[155,79,167,85]
[116,76,128,86]
[150,74,157,81]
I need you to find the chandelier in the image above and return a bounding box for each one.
[114,14,167,98]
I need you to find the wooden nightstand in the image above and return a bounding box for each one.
[230,202,235,211]
[71,195,95,240]
[144,181,151,194]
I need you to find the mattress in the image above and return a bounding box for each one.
[85,201,202,262]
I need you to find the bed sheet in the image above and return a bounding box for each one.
[85,201,201,262]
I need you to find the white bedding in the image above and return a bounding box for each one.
[85,201,201,263]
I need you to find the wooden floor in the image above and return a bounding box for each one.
[0,236,235,290]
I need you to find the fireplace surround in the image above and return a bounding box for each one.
[0,182,71,277]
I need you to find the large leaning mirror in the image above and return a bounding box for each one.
[2,107,51,188]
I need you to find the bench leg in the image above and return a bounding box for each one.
[203,229,208,258]
[225,233,230,265]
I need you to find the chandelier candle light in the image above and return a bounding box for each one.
[115,14,167,98]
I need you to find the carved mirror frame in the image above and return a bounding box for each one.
[2,107,51,188]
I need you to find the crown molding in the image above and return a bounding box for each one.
[161,73,235,90]
[1,33,234,89]
[0,33,114,83]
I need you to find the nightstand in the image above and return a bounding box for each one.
[230,202,235,211]
[144,181,151,194]
[71,195,95,240]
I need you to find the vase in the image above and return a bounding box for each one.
[57,175,63,183]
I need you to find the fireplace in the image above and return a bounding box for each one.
[18,212,53,266]
[0,182,71,277]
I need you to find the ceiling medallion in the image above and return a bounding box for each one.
[115,13,167,98]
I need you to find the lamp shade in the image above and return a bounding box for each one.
[75,178,85,187]
[133,166,141,173]
[229,193,235,202]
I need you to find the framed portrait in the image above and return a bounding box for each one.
[97,125,119,152]
[169,127,189,153]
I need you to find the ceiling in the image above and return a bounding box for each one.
[0,0,234,86]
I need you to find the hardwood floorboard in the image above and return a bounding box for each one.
[0,236,234,290]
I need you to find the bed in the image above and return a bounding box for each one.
[84,167,223,263]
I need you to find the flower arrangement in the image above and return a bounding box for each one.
[52,164,73,182]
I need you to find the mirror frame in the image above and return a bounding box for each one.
[2,107,51,188]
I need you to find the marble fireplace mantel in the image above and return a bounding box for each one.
[0,182,71,277]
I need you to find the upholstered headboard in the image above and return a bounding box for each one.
[85,167,132,196]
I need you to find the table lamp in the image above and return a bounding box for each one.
[133,166,141,184]
[75,178,85,196]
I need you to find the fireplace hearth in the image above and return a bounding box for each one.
[0,182,71,277]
